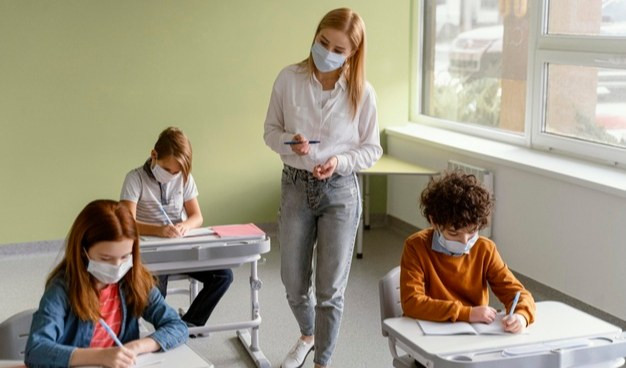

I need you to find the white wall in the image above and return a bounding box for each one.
[387,133,626,320]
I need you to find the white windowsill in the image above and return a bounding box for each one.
[386,123,626,199]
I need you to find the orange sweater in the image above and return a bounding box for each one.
[400,228,535,325]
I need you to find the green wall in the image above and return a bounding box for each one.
[0,0,410,244]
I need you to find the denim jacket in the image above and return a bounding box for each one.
[25,276,188,368]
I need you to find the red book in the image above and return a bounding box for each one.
[212,223,265,238]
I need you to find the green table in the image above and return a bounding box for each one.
[356,155,438,258]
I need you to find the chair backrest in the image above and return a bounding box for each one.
[0,309,36,360]
[379,266,402,337]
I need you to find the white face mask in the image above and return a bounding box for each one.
[311,42,346,73]
[436,230,479,255]
[86,254,133,285]
[152,164,180,184]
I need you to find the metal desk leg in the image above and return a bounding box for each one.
[237,259,271,368]
[364,174,371,230]
[356,174,364,259]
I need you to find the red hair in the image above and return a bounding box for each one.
[47,200,155,321]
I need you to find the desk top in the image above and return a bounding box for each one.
[383,301,622,356]
[0,344,213,368]
[360,154,438,176]
[135,344,212,368]
[138,232,270,272]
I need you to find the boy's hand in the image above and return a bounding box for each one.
[469,306,497,324]
[502,313,527,334]
[160,224,182,238]
[290,134,311,156]
[174,223,190,236]
[99,346,136,368]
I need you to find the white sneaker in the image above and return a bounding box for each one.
[281,338,314,368]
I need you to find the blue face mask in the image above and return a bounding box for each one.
[311,42,346,73]
[435,230,479,255]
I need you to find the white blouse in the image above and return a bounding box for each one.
[263,64,382,176]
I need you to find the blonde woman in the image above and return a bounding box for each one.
[264,8,382,368]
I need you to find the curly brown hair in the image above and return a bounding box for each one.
[420,171,493,230]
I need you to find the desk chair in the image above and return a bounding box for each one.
[0,309,35,360]
[167,274,201,305]
[379,266,420,368]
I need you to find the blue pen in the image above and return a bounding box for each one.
[98,318,124,348]
[509,291,521,318]
[158,204,174,226]
[284,140,321,145]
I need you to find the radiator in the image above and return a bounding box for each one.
[447,160,494,238]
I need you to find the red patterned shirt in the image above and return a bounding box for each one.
[90,283,122,348]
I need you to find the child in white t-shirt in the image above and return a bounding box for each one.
[120,127,232,330]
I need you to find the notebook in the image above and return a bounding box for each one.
[211,223,265,239]
[417,313,510,335]
[134,353,164,367]
[140,227,215,242]
[184,227,215,237]
[139,224,265,244]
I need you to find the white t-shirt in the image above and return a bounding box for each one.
[120,163,198,225]
[263,64,382,175]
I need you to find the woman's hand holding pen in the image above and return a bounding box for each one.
[502,313,527,334]
[99,346,136,368]
[313,156,338,180]
[469,305,497,324]
[289,134,311,156]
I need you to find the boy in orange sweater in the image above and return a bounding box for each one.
[401,171,535,333]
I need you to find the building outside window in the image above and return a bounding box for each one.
[417,0,626,165]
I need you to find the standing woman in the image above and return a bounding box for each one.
[264,8,382,368]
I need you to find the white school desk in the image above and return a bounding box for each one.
[140,231,271,368]
[0,343,212,368]
[383,301,626,368]
[356,155,438,258]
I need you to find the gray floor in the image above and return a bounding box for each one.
[1,224,625,367]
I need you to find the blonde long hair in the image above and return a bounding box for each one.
[300,8,367,119]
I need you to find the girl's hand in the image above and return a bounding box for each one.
[160,224,182,238]
[313,156,338,180]
[290,134,311,156]
[123,340,143,355]
[175,223,190,236]
[469,306,497,324]
[99,346,136,368]
[502,313,527,334]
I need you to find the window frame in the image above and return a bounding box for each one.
[411,0,626,169]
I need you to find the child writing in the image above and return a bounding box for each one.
[25,200,188,368]
[401,171,536,335]
[119,127,232,329]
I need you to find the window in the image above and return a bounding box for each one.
[421,0,529,137]
[548,0,626,37]
[544,64,626,149]
[415,0,626,166]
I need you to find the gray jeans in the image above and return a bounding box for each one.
[279,165,362,366]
